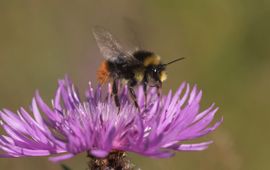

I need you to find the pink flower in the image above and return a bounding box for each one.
[0,77,222,162]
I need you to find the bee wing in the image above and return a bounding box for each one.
[123,17,144,51]
[92,26,138,63]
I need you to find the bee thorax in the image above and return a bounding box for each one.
[134,68,145,82]
[143,55,161,66]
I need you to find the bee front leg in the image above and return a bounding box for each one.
[112,80,120,111]
[157,82,162,97]
[128,79,141,112]
[143,74,148,108]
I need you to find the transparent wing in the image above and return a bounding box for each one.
[92,26,136,63]
[123,17,144,51]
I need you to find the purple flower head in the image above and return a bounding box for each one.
[0,77,222,162]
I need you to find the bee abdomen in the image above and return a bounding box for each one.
[97,61,110,84]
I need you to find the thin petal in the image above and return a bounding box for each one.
[49,153,74,162]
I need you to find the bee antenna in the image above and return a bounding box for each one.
[163,57,185,66]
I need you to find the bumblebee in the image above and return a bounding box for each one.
[93,27,184,110]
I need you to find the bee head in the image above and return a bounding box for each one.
[147,64,167,86]
[146,57,185,87]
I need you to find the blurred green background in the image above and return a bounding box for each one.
[0,0,269,170]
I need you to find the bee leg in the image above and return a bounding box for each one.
[157,83,162,97]
[128,79,140,112]
[112,80,120,111]
[143,75,148,108]
[143,82,147,108]
[129,87,141,112]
